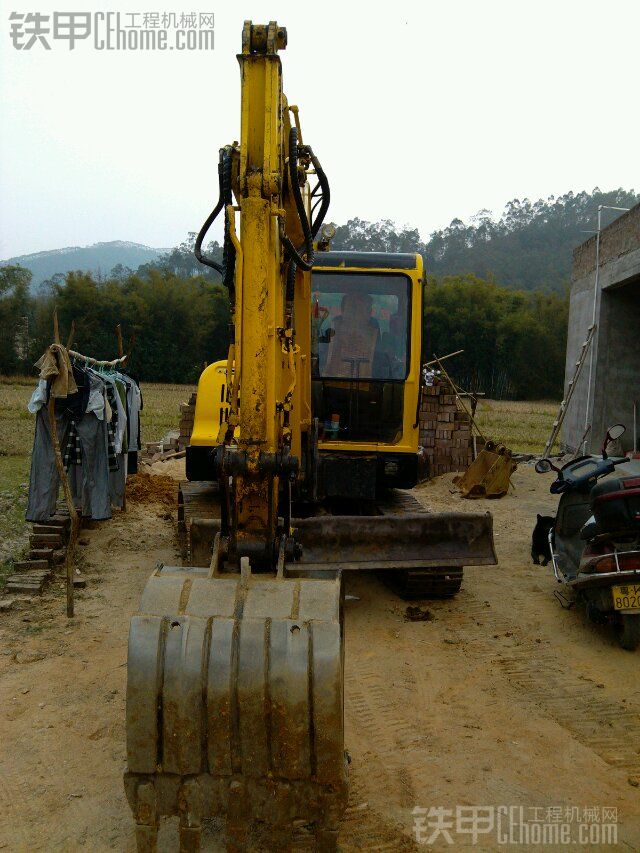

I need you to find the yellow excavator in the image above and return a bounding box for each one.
[125,21,496,850]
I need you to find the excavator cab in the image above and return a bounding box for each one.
[311,251,423,497]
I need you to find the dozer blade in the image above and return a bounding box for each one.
[125,565,347,851]
[293,511,497,572]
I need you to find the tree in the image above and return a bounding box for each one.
[136,233,224,282]
[423,275,569,399]
[0,265,33,373]
[424,188,639,292]
[332,218,423,254]
[330,188,638,294]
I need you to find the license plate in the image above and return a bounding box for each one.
[612,584,640,610]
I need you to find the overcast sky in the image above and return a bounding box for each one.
[1,0,638,259]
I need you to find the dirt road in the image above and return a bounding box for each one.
[1,465,639,851]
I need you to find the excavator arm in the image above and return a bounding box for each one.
[124,21,348,852]
[197,20,326,574]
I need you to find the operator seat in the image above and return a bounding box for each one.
[325,292,379,378]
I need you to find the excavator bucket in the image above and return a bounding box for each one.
[454,441,517,499]
[125,564,347,851]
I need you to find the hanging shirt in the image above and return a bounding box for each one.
[85,372,106,421]
[63,420,82,469]
[34,344,78,398]
[54,363,90,420]
[114,379,128,454]
[103,376,127,454]
[129,380,142,452]
[27,379,49,414]
[117,374,142,453]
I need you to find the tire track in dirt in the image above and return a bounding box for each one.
[341,611,440,852]
[340,786,418,852]
[0,737,125,850]
[447,589,640,778]
[0,773,34,850]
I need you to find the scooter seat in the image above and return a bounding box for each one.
[591,477,640,534]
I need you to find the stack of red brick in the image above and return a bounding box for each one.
[419,378,473,477]
[178,392,197,448]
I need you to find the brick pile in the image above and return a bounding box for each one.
[178,392,197,448]
[3,503,73,597]
[419,378,474,477]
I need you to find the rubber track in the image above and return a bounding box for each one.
[378,491,464,599]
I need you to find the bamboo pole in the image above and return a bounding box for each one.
[65,320,76,351]
[423,349,464,369]
[432,353,487,442]
[67,329,135,369]
[67,350,128,368]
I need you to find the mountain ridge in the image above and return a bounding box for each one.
[1,240,171,290]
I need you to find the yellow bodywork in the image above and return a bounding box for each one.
[191,253,424,459]
[189,360,232,445]
[315,256,423,456]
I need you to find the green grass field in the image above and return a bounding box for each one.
[0,377,556,588]
[474,399,557,454]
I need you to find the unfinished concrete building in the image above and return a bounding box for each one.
[562,203,640,454]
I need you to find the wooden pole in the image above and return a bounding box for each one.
[49,310,80,618]
[116,323,124,358]
[65,320,76,351]
[47,397,79,618]
[67,350,128,368]
[432,353,487,442]
[116,325,127,512]
[423,349,464,369]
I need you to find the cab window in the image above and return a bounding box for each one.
[311,273,411,381]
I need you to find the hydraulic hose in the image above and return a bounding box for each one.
[282,131,329,328]
[308,147,330,239]
[286,260,296,308]
[194,146,236,296]
[281,127,315,271]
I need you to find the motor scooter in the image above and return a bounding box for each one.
[536,424,640,650]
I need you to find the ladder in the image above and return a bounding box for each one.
[543,324,596,457]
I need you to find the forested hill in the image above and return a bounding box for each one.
[1,241,168,291]
[332,188,639,293]
[4,189,636,295]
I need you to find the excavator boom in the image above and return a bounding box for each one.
[125,21,347,851]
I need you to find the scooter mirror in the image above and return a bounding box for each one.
[607,423,626,442]
[602,423,626,459]
[535,459,553,474]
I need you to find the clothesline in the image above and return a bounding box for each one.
[68,349,129,368]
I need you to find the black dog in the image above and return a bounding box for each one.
[531,514,555,565]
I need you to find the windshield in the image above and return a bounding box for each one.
[311,272,411,381]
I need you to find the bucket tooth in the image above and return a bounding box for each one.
[133,781,158,852]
